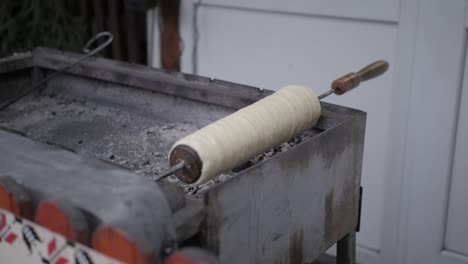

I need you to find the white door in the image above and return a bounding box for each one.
[402,0,468,263]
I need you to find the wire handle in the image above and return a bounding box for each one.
[0,32,114,111]
[82,31,113,54]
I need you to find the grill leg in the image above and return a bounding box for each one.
[336,232,356,264]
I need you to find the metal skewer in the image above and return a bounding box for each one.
[155,60,389,182]
[318,89,335,100]
[152,161,185,182]
[0,32,114,111]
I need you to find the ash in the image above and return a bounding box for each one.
[0,92,199,178]
[0,90,319,197]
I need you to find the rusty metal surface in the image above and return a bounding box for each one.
[160,0,181,71]
[202,109,365,264]
[0,49,366,264]
[28,48,270,109]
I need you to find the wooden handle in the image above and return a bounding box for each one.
[331,60,389,95]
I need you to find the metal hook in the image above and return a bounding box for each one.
[82,31,113,54]
[0,32,114,111]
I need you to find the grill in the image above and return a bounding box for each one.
[0,48,367,264]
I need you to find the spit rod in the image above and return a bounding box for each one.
[155,60,389,182]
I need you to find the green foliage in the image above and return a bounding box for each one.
[0,0,88,56]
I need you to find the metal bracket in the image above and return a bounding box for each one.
[356,186,363,232]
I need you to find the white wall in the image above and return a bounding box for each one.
[147,1,468,263]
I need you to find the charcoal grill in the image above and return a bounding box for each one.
[0,48,366,264]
